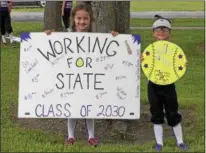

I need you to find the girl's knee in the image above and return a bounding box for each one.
[151,114,165,124]
[166,112,182,126]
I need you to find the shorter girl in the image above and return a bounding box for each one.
[142,15,188,151]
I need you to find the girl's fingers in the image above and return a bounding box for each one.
[185,62,188,67]
[44,29,54,35]
[45,30,51,35]
[111,31,119,37]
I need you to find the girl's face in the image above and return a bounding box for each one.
[74,9,91,32]
[152,27,170,40]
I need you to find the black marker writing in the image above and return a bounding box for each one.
[97,105,125,117]
[80,105,92,117]
[56,73,105,90]
[35,103,71,117]
[37,37,119,62]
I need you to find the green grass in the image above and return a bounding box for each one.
[1,22,205,152]
[10,19,205,35]
[12,1,204,12]
[131,18,204,27]
[12,7,44,12]
[130,1,204,11]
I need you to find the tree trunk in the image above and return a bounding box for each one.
[92,1,130,34]
[91,1,116,33]
[44,1,63,31]
[114,1,130,34]
[76,1,91,5]
[91,1,131,134]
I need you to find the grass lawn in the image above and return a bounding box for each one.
[12,1,204,12]
[9,18,205,32]
[130,1,204,11]
[130,18,204,27]
[12,7,44,12]
[1,22,205,152]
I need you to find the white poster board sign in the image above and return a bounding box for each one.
[18,32,141,119]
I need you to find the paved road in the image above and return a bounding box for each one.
[11,11,204,22]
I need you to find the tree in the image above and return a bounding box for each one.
[91,1,131,134]
[44,1,130,34]
[76,1,130,33]
[91,1,130,34]
[114,1,130,34]
[44,1,63,31]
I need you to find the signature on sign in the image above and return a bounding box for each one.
[154,70,170,83]
[22,59,38,73]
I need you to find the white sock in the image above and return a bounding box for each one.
[154,124,163,145]
[9,32,13,43]
[2,35,6,43]
[66,28,71,32]
[85,119,94,139]
[173,123,184,144]
[67,119,77,139]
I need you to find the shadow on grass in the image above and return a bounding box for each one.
[9,101,197,145]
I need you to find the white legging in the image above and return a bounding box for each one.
[67,119,94,139]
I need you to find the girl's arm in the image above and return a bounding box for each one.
[61,0,66,16]
[140,54,144,62]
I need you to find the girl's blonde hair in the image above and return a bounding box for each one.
[70,3,94,32]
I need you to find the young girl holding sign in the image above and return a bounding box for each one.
[45,3,118,147]
[141,15,188,151]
